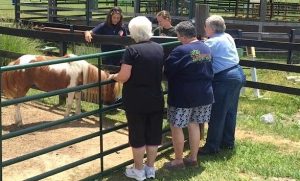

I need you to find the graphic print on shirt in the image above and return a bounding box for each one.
[190,50,211,63]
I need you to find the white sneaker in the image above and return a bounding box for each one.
[125,166,146,181]
[144,165,155,179]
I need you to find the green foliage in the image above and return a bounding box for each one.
[0,34,41,53]
[0,3,14,20]
[0,32,43,65]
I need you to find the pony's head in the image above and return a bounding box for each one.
[101,71,122,105]
[83,65,122,105]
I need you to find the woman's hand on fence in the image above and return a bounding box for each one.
[84,31,93,42]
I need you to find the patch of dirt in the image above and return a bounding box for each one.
[293,109,300,123]
[236,129,300,153]
[1,101,132,181]
[235,109,300,153]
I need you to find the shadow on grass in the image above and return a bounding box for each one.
[199,148,236,163]
[103,147,205,181]
[102,135,236,180]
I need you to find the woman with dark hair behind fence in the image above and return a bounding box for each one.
[163,21,214,169]
[84,7,127,66]
[198,15,246,155]
[109,16,164,180]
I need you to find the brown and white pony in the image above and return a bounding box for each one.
[1,54,121,126]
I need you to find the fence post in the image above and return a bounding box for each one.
[287,29,295,64]
[188,0,195,19]
[48,0,57,23]
[59,42,67,57]
[249,47,261,98]
[270,0,274,19]
[194,4,209,39]
[174,0,179,15]
[134,0,140,15]
[246,0,250,18]
[86,0,92,26]
[260,0,267,21]
[234,0,238,17]
[69,25,76,54]
[15,0,20,21]
[238,29,243,39]
[195,4,209,140]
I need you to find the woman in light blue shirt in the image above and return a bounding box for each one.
[198,15,246,155]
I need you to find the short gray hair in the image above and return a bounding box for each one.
[128,16,153,43]
[175,21,196,38]
[205,15,226,33]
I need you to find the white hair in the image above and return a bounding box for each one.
[128,16,153,43]
[206,15,226,33]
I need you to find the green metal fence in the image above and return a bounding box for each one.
[0,41,180,181]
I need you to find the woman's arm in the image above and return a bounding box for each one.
[84,23,105,42]
[110,64,132,83]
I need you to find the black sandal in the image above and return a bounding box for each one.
[163,161,185,170]
[183,157,198,167]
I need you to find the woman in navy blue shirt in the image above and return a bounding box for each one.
[164,21,214,169]
[84,7,127,66]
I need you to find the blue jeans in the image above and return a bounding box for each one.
[204,65,246,152]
